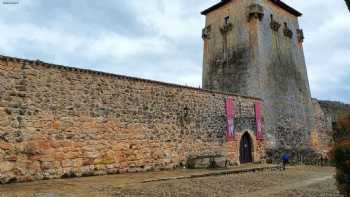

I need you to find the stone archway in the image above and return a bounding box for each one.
[240,132,253,164]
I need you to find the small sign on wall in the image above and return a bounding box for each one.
[225,97,235,140]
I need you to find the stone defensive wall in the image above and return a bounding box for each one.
[310,99,350,155]
[0,55,265,183]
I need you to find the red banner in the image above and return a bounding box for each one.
[255,101,264,139]
[225,97,235,140]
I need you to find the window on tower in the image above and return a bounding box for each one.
[224,16,230,25]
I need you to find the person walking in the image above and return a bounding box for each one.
[282,153,289,170]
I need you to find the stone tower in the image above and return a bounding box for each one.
[201,0,314,153]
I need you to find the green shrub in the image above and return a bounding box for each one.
[333,142,350,196]
[332,114,350,196]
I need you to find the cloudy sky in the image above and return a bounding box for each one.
[0,0,349,103]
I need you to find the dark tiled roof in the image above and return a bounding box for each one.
[201,0,302,17]
[201,0,230,15]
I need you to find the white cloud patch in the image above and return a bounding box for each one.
[0,22,84,61]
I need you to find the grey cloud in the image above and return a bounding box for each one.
[1,0,149,37]
[287,0,350,103]
[0,0,348,103]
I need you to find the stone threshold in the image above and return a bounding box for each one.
[141,164,281,184]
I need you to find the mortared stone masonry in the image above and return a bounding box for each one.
[0,56,265,183]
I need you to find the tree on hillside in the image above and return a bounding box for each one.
[332,114,350,197]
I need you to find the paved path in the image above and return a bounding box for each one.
[240,175,334,197]
[0,165,340,197]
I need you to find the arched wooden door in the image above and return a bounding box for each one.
[240,132,253,164]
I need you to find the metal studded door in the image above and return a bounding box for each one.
[240,133,253,163]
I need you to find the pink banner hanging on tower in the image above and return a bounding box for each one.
[225,97,235,140]
[255,101,264,140]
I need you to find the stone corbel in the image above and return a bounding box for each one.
[270,15,281,32]
[283,23,293,38]
[215,56,223,66]
[297,29,304,43]
[248,4,264,22]
[220,23,233,34]
[202,25,211,40]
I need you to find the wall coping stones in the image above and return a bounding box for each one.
[0,54,263,101]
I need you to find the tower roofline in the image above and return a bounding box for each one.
[201,0,302,17]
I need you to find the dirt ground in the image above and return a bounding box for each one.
[0,166,340,197]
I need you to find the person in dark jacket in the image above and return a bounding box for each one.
[282,153,289,170]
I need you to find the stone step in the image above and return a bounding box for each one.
[141,164,281,184]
